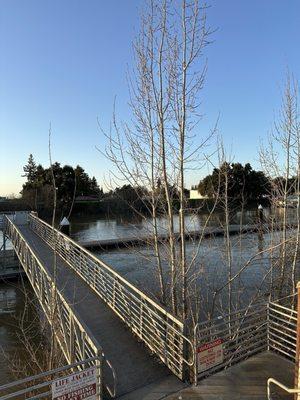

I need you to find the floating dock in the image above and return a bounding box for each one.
[78,222,289,251]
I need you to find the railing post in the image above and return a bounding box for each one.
[182,323,189,382]
[267,301,270,351]
[1,225,7,266]
[193,324,198,386]
[96,350,103,400]
[294,282,300,400]
[69,314,75,364]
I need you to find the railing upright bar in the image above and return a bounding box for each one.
[267,302,270,351]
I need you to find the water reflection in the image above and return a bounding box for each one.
[70,207,300,243]
[258,230,264,253]
[0,281,37,385]
[70,209,263,243]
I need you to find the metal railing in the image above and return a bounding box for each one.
[0,357,103,400]
[0,212,15,230]
[193,303,268,383]
[194,296,298,384]
[267,378,300,400]
[0,211,30,230]
[29,213,194,379]
[4,216,116,398]
[268,300,297,361]
[266,294,299,399]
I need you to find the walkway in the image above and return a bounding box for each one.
[165,352,294,400]
[18,225,186,399]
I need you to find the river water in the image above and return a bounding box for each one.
[0,281,39,384]
[0,208,295,385]
[70,209,261,242]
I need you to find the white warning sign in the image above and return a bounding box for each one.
[197,338,224,372]
[52,366,97,400]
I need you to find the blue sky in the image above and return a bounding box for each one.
[0,0,299,196]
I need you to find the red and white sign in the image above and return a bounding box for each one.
[197,338,224,372]
[52,366,97,400]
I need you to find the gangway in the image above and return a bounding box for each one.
[1,213,191,398]
[2,211,300,399]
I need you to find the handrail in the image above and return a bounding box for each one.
[195,303,267,329]
[29,214,181,325]
[29,213,194,377]
[6,216,101,359]
[0,356,99,392]
[269,301,298,315]
[5,216,117,398]
[267,378,300,399]
[0,356,102,400]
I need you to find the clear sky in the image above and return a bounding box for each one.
[0,0,299,196]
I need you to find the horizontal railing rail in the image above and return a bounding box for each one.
[266,294,299,399]
[0,212,14,230]
[0,212,30,230]
[0,356,102,400]
[5,216,116,399]
[29,213,194,379]
[267,378,300,400]
[268,300,297,361]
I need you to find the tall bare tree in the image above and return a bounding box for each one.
[260,73,300,297]
[101,0,215,321]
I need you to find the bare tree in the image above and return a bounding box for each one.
[100,0,215,322]
[260,73,300,297]
[0,281,65,381]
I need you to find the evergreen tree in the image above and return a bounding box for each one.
[198,162,270,202]
[22,159,100,210]
[23,154,37,183]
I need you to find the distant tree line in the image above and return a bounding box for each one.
[19,157,299,217]
[21,155,191,217]
[195,162,270,203]
[22,154,102,214]
[195,162,300,205]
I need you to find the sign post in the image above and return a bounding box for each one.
[52,366,98,400]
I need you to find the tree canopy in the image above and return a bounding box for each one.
[22,155,101,211]
[198,162,270,202]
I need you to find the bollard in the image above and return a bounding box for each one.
[258,204,264,223]
[60,217,70,236]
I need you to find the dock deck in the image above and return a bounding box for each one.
[164,352,294,400]
[78,223,293,251]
